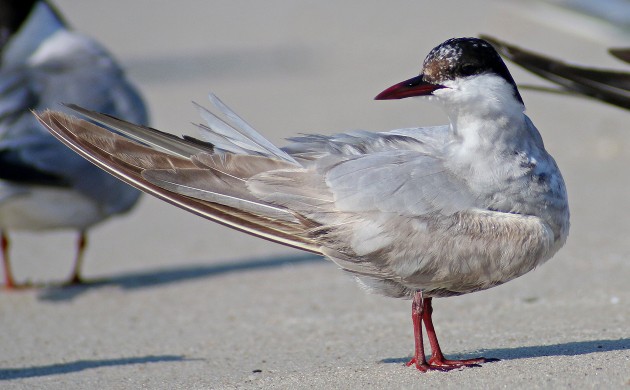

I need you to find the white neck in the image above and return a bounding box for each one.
[433,73,528,154]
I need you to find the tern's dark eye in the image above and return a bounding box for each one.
[460,63,477,76]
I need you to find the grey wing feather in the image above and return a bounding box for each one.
[194,102,275,157]
[202,94,300,164]
[325,150,476,216]
[266,129,475,217]
[246,131,490,291]
[193,122,255,155]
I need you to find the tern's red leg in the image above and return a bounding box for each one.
[65,231,87,285]
[422,296,497,369]
[1,231,17,289]
[406,291,497,372]
[406,290,434,371]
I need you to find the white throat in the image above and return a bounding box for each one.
[433,73,527,153]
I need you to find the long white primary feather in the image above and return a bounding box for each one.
[205,93,300,164]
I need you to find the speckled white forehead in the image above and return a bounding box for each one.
[423,38,492,68]
[421,38,495,82]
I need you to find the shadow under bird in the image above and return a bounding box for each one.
[0,0,148,288]
[481,35,630,110]
[35,37,569,372]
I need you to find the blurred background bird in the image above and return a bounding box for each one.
[0,0,148,288]
[481,35,630,111]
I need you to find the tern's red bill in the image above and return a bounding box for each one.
[375,74,445,100]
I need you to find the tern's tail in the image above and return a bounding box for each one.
[34,97,322,254]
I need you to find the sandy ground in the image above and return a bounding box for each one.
[1,0,629,388]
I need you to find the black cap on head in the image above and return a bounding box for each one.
[422,37,523,104]
[376,37,524,104]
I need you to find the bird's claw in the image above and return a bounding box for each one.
[406,356,497,372]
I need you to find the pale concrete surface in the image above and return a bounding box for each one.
[1,1,629,389]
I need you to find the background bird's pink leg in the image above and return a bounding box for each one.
[66,231,87,285]
[1,231,17,289]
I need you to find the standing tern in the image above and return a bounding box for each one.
[0,0,147,288]
[35,37,569,372]
[481,35,630,110]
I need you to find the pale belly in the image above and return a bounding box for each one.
[330,208,568,299]
[0,186,105,231]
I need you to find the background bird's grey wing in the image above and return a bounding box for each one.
[25,34,148,125]
[481,35,630,110]
[0,75,69,188]
[0,69,76,188]
[0,40,148,213]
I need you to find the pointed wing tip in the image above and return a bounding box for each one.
[62,103,95,118]
[207,93,235,114]
[478,35,506,52]
[478,34,497,44]
[478,35,522,60]
[206,93,226,113]
[32,104,95,132]
[192,100,209,115]
[33,109,106,140]
[609,48,630,64]
[32,109,68,127]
